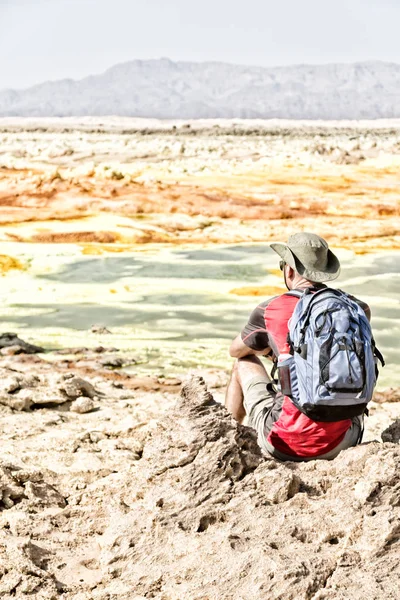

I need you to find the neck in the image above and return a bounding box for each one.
[291,277,318,290]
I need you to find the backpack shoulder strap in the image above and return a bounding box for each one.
[285,290,304,299]
[291,287,337,344]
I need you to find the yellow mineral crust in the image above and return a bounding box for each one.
[0,121,399,251]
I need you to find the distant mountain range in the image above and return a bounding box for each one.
[1,58,400,119]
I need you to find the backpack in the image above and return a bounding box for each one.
[278,288,385,422]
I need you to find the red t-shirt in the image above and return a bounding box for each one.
[241,288,370,458]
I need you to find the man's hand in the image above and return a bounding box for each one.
[229,334,272,359]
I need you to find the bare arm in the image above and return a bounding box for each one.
[361,303,371,322]
[230,300,275,359]
[229,334,272,359]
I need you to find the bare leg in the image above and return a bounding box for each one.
[225,356,270,423]
[225,360,246,423]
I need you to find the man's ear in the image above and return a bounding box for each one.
[287,266,296,280]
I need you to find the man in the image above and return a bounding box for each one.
[225,232,371,462]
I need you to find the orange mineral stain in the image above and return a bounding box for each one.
[229,286,286,297]
[0,255,26,274]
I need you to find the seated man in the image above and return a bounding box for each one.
[225,232,373,462]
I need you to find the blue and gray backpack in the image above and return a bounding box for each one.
[280,288,384,422]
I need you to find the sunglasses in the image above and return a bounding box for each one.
[279,260,286,271]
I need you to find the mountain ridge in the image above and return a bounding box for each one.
[1,58,400,119]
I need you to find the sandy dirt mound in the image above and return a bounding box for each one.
[1,375,399,599]
[86,377,400,600]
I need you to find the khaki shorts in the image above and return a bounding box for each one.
[243,375,364,462]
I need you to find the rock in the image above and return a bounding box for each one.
[2,375,22,393]
[21,374,40,387]
[254,465,301,503]
[94,345,106,353]
[382,419,400,443]
[111,381,124,389]
[0,379,35,410]
[0,572,23,595]
[0,464,26,508]
[70,396,95,414]
[31,392,71,406]
[0,536,58,598]
[90,377,400,599]
[89,431,107,442]
[374,388,400,404]
[60,376,96,399]
[0,462,64,510]
[24,481,66,507]
[0,373,39,394]
[99,356,124,368]
[0,370,69,409]
[0,344,25,356]
[0,396,32,411]
[0,370,97,408]
[91,324,112,335]
[9,389,34,411]
[54,347,89,355]
[157,377,182,386]
[0,333,44,354]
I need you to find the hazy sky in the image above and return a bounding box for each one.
[1,0,400,89]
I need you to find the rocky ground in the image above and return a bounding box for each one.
[0,119,399,252]
[0,343,399,599]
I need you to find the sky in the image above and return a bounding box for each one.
[1,0,400,89]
